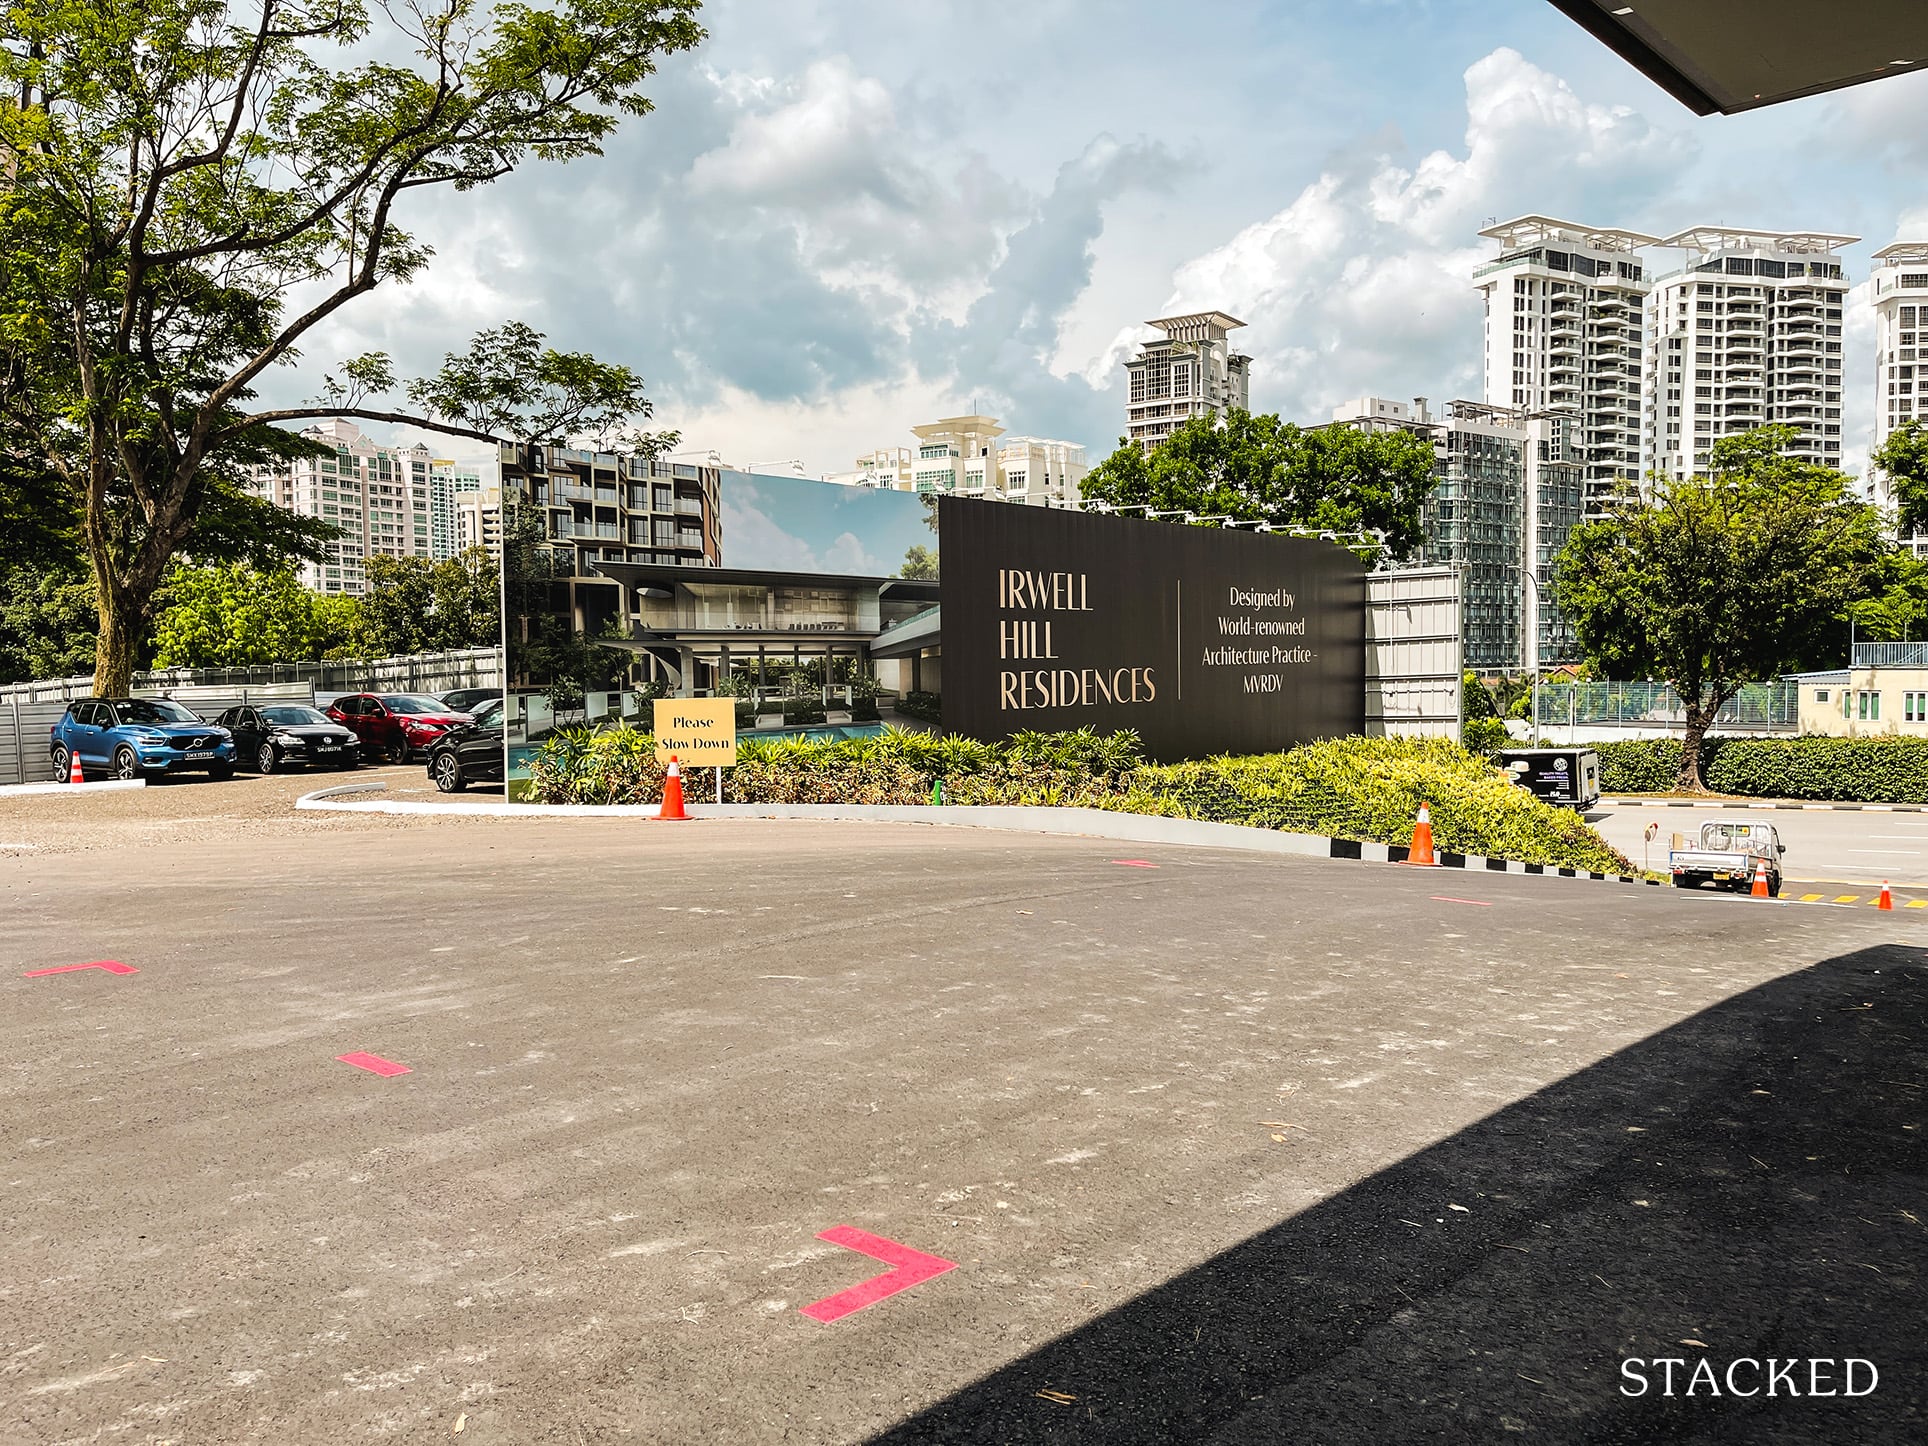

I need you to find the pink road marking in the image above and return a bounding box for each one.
[799,1225,957,1323]
[1429,896,1494,907]
[1111,860,1159,868]
[21,960,138,978]
[335,1052,412,1077]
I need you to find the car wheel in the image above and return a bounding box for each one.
[257,742,278,775]
[1768,876,1782,898]
[432,752,466,793]
[112,746,142,781]
[52,744,74,782]
[386,737,410,765]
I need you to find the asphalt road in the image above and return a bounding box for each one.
[1591,804,1928,890]
[2,816,1922,1444]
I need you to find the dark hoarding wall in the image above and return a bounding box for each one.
[940,497,1366,761]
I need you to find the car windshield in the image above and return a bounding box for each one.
[118,699,198,725]
[472,700,503,727]
[382,695,449,715]
[261,706,330,726]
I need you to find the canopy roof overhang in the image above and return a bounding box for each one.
[1549,0,1928,114]
[591,560,941,604]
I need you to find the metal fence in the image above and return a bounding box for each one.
[1368,565,1463,737]
[1533,679,1799,731]
[0,699,72,788]
[0,648,500,707]
[1852,641,1928,668]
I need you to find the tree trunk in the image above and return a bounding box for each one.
[92,584,147,696]
[1678,702,1711,794]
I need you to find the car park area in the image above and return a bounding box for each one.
[2,798,1920,1442]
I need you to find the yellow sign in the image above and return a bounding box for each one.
[653,697,738,767]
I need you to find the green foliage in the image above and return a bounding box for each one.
[1079,409,1436,561]
[1462,671,1497,720]
[1875,419,1928,537]
[898,544,939,580]
[1462,716,1510,754]
[897,691,942,724]
[358,550,500,656]
[1595,734,1928,804]
[527,728,1629,872]
[0,0,702,691]
[1591,739,1686,795]
[1706,737,1928,803]
[406,323,678,453]
[0,565,99,685]
[1554,427,1884,789]
[152,564,329,668]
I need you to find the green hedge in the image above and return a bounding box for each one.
[1593,738,1685,794]
[1594,734,1928,803]
[529,727,1630,873]
[1706,736,1928,803]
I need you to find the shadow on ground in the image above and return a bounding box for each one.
[873,946,1925,1444]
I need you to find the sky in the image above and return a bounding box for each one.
[719,472,929,574]
[292,0,1928,482]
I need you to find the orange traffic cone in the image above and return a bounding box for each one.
[657,754,689,821]
[1879,880,1894,911]
[67,748,84,785]
[1750,855,1770,898]
[1406,800,1438,867]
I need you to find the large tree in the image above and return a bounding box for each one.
[1554,426,1884,792]
[0,0,703,694]
[1079,410,1438,560]
[1874,418,1928,536]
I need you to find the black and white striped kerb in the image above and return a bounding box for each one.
[1326,836,1659,885]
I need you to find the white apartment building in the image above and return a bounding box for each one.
[1870,243,1928,506]
[1643,227,1852,481]
[1124,312,1252,452]
[825,447,915,490]
[909,415,1004,496]
[251,419,435,594]
[1475,217,1655,518]
[452,470,502,561]
[994,436,1087,504]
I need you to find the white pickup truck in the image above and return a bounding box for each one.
[1669,820,1786,895]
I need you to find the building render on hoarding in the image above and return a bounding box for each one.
[1331,396,1583,672]
[1124,312,1252,453]
[1643,226,1852,484]
[501,442,723,643]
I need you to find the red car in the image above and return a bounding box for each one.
[325,693,474,764]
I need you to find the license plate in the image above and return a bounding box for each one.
[186,749,216,760]
[318,744,340,752]
[1713,872,1731,881]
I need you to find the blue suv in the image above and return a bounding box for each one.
[51,697,236,782]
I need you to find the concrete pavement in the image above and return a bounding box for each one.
[2,816,1921,1443]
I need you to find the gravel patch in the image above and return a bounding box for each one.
[0,764,505,855]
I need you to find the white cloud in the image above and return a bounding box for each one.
[1132,47,1697,422]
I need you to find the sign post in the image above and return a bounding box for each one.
[653,698,738,805]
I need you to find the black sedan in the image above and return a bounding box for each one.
[425,696,504,792]
[215,704,362,774]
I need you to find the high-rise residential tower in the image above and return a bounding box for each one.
[249,419,435,595]
[1870,242,1928,508]
[1475,217,1656,518]
[1643,227,1853,481]
[1124,312,1251,453]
